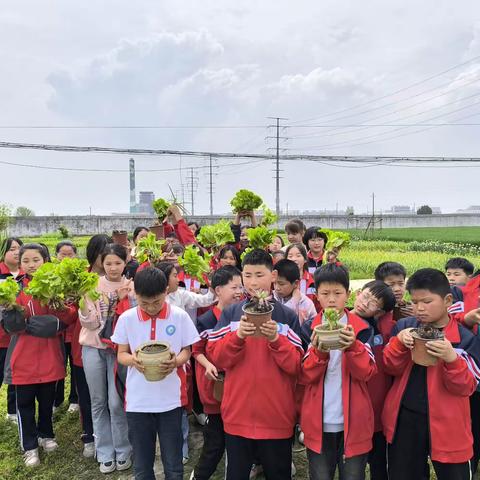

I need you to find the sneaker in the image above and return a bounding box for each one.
[23,448,40,467]
[116,457,132,471]
[291,461,296,477]
[249,464,263,479]
[38,437,58,452]
[83,442,95,458]
[99,461,116,474]
[193,411,207,426]
[183,456,189,465]
[67,403,79,413]
[6,413,18,424]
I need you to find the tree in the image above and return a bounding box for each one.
[346,206,355,216]
[15,206,35,217]
[417,205,432,215]
[0,204,11,259]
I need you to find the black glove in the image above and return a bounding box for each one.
[25,315,66,338]
[1,308,26,334]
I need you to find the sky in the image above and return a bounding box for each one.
[1,0,480,216]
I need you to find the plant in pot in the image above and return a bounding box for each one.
[150,198,171,240]
[410,324,445,366]
[241,289,274,338]
[313,308,344,351]
[112,229,129,246]
[135,340,174,382]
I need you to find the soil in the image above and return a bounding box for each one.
[141,344,168,354]
[244,299,273,314]
[412,324,444,340]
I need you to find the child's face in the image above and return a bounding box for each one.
[411,289,452,325]
[20,249,45,275]
[272,252,285,265]
[308,236,325,254]
[446,268,471,286]
[274,276,297,299]
[103,254,126,281]
[219,250,237,267]
[269,236,283,253]
[382,274,406,302]
[287,232,303,244]
[287,246,305,272]
[136,293,166,317]
[240,227,249,243]
[57,245,76,260]
[242,264,274,296]
[354,288,384,318]
[216,276,243,306]
[4,241,21,266]
[316,282,349,313]
[134,229,149,245]
[167,268,179,293]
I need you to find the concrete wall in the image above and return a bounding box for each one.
[6,214,480,237]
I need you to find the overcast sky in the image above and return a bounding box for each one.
[1,1,480,216]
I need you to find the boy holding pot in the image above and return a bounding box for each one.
[207,249,303,480]
[300,263,377,480]
[383,268,480,480]
[111,267,199,480]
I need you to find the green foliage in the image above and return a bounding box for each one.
[58,225,70,238]
[56,258,100,303]
[319,229,351,252]
[417,205,433,215]
[230,189,263,213]
[197,220,234,249]
[178,245,212,283]
[260,205,278,227]
[152,198,170,220]
[247,225,276,249]
[25,262,66,310]
[323,308,341,330]
[346,290,357,309]
[0,278,20,309]
[136,233,166,264]
[15,206,35,217]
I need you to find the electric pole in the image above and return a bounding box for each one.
[190,168,195,216]
[209,155,213,215]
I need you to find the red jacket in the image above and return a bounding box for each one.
[382,316,479,463]
[300,311,376,457]
[207,300,303,439]
[192,307,222,414]
[453,276,480,334]
[4,277,77,385]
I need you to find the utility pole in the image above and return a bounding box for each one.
[209,155,213,215]
[372,192,375,235]
[190,167,195,216]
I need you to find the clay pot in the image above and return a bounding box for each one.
[312,324,344,351]
[112,230,129,246]
[242,302,274,338]
[411,330,444,366]
[149,224,165,240]
[213,372,225,402]
[135,341,172,381]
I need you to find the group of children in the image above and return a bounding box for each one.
[1,212,480,480]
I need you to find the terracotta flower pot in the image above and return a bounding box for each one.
[112,230,129,246]
[213,372,225,402]
[313,324,344,351]
[149,224,165,240]
[242,302,274,338]
[411,330,444,366]
[135,341,172,381]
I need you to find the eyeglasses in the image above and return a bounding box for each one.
[360,292,381,310]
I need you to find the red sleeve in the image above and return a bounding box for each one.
[299,347,329,385]
[49,304,77,326]
[382,336,412,376]
[174,219,196,246]
[442,356,478,396]
[116,297,132,316]
[192,336,207,358]
[163,222,175,237]
[206,331,247,371]
[268,336,302,377]
[344,339,377,381]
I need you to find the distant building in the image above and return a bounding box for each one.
[457,205,480,214]
[431,207,442,214]
[136,191,155,215]
[384,205,413,215]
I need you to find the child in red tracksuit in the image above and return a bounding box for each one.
[383,268,480,480]
[2,243,76,468]
[300,263,377,480]
[286,242,316,303]
[207,249,303,480]
[350,281,396,480]
[191,265,243,480]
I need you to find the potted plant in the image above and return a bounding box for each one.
[410,324,444,366]
[150,198,170,239]
[313,308,344,351]
[112,230,129,246]
[135,340,173,381]
[241,289,274,338]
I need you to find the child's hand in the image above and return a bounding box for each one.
[237,315,256,339]
[426,339,457,363]
[117,279,132,300]
[464,308,480,325]
[158,352,177,376]
[397,328,414,349]
[339,325,356,350]
[259,319,279,342]
[310,331,328,352]
[399,303,414,318]
[204,362,219,381]
[131,351,145,373]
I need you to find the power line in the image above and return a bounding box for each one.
[0,124,267,129]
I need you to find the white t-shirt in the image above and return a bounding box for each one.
[111,303,200,413]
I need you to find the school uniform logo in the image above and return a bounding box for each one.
[166,325,176,336]
[373,334,384,346]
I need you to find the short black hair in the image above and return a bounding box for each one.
[314,263,349,291]
[374,261,407,281]
[0,237,23,261]
[155,261,176,281]
[274,259,300,284]
[362,280,396,312]
[133,226,149,242]
[285,219,306,235]
[101,243,128,263]
[219,244,242,270]
[86,234,112,267]
[273,235,284,247]
[303,227,328,247]
[19,243,49,262]
[37,243,52,262]
[272,250,285,259]
[171,243,185,256]
[445,257,474,276]
[55,240,77,254]
[134,267,167,297]
[211,265,242,290]
[407,268,451,298]
[242,248,273,271]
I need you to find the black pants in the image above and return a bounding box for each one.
[307,431,368,480]
[191,357,204,415]
[388,406,471,480]
[225,433,292,480]
[0,347,17,414]
[193,414,225,479]
[72,365,94,444]
[127,408,183,480]
[16,381,57,451]
[470,391,480,473]
[54,342,78,407]
[368,431,387,480]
